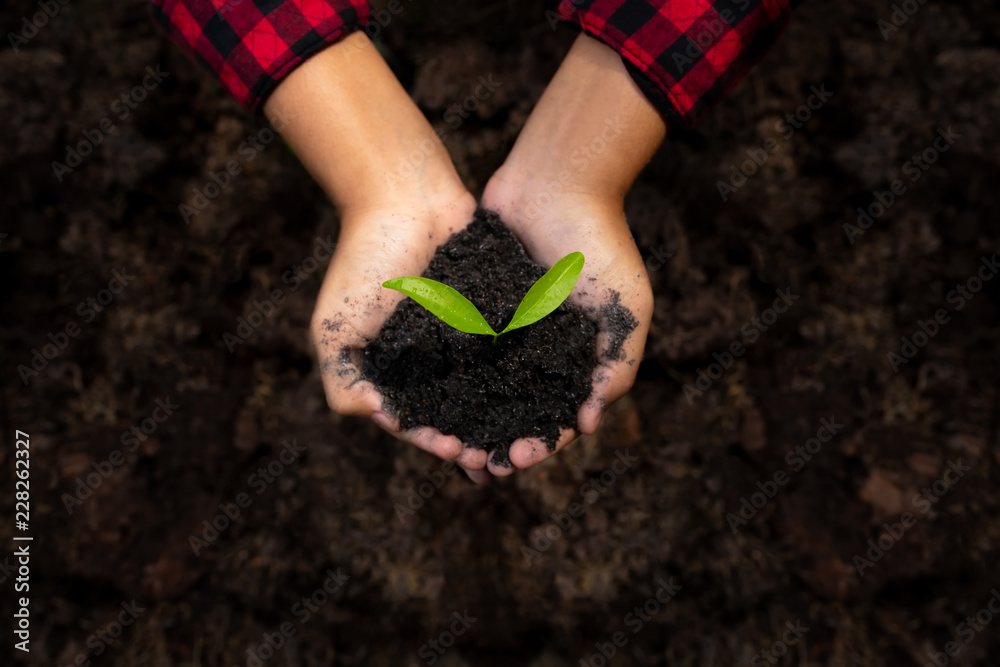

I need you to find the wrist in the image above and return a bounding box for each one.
[496,34,666,203]
[334,140,470,227]
[263,32,467,217]
[489,162,625,215]
[482,165,626,246]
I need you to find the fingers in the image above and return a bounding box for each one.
[371,406,491,483]
[578,355,636,435]
[320,372,384,417]
[577,275,651,433]
[311,215,440,421]
[508,429,579,470]
[486,431,577,477]
[367,419,581,479]
[578,397,604,436]
[456,446,488,471]
[462,467,491,484]
[312,299,395,419]
[405,428,464,461]
[487,453,517,477]
[371,411,463,460]
[372,412,496,478]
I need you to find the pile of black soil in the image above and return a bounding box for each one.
[362,210,608,466]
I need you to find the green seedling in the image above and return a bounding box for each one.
[382,251,585,341]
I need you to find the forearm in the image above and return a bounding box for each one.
[263,32,464,221]
[497,34,667,204]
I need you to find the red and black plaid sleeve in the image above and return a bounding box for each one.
[557,0,794,129]
[150,0,370,109]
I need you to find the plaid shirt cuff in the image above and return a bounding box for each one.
[557,0,793,130]
[151,0,370,110]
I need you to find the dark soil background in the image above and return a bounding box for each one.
[362,212,599,466]
[2,0,999,665]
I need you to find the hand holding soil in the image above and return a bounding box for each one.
[478,186,652,475]
[263,32,492,475]
[309,194,488,471]
[474,32,664,473]
[266,31,665,480]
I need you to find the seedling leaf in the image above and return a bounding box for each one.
[501,252,584,334]
[382,277,498,337]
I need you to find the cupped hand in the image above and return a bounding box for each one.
[479,173,653,476]
[262,31,495,480]
[268,31,662,481]
[472,33,665,475]
[310,191,493,479]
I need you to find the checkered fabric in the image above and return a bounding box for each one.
[558,0,794,129]
[151,0,793,128]
[150,0,370,108]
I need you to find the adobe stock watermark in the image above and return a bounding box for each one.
[179,108,295,224]
[386,75,503,185]
[554,0,750,76]
[51,65,170,182]
[394,459,461,523]
[663,1,753,77]
[522,115,628,221]
[878,0,930,40]
[844,126,960,244]
[886,255,998,372]
[386,135,445,186]
[544,0,587,31]
[922,588,1000,667]
[750,619,809,667]
[682,288,800,403]
[853,458,973,577]
[55,600,145,667]
[17,267,135,385]
[726,416,844,533]
[644,245,673,272]
[222,235,336,352]
[7,0,72,53]
[188,438,306,555]
[238,568,350,667]
[62,397,180,514]
[407,610,477,667]
[336,0,419,63]
[521,449,638,564]
[717,83,834,201]
[579,578,682,666]
[443,75,502,130]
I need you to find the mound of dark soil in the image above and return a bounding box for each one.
[362,210,603,466]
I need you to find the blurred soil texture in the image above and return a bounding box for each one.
[1,0,998,665]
